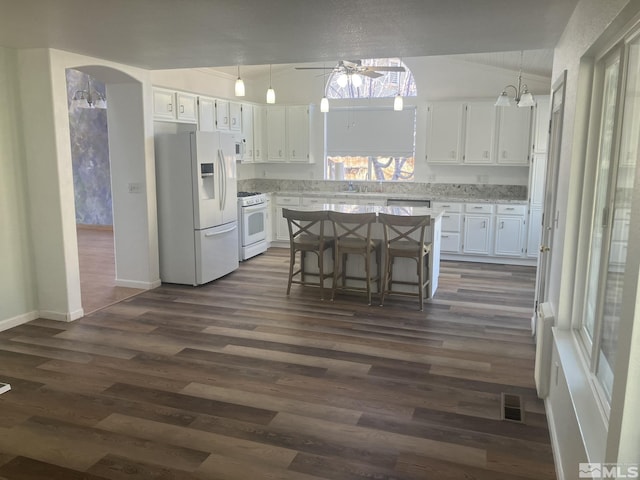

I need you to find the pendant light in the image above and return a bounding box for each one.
[234,65,245,97]
[495,51,536,108]
[320,65,329,113]
[393,93,403,111]
[393,58,404,111]
[266,64,276,104]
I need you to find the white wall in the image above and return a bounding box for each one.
[236,55,552,186]
[0,47,38,330]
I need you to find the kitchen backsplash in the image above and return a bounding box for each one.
[239,179,527,201]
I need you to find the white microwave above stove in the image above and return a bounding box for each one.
[234,137,246,161]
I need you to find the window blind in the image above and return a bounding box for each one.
[326,106,416,157]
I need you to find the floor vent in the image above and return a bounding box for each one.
[501,393,524,423]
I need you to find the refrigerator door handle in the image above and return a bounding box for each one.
[218,149,226,211]
[204,224,237,237]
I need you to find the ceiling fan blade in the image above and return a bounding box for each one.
[295,67,331,70]
[361,70,383,79]
[364,66,406,72]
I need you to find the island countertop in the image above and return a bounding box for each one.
[284,203,445,218]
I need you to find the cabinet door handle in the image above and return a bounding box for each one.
[180,105,185,113]
[232,118,236,125]
[279,149,282,157]
[441,204,451,208]
[450,150,456,158]
[442,215,450,218]
[442,234,449,238]
[473,206,483,209]
[506,207,514,210]
[500,221,504,229]
[292,150,296,157]
[502,150,508,159]
[167,103,173,112]
[224,116,228,125]
[482,221,486,228]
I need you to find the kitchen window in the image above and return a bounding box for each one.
[576,29,640,409]
[325,106,416,182]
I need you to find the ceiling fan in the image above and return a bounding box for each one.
[295,60,405,79]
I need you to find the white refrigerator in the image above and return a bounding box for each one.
[155,131,239,285]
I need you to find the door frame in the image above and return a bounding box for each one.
[533,70,567,329]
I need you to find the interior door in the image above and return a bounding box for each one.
[534,71,567,321]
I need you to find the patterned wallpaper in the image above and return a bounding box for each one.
[66,69,112,226]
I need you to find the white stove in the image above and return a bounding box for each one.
[237,192,268,260]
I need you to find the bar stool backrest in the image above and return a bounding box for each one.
[282,209,330,245]
[328,211,377,246]
[378,213,431,248]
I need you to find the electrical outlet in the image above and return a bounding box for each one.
[128,182,143,194]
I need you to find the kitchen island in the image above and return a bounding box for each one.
[286,204,443,299]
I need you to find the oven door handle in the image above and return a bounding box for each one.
[243,203,266,213]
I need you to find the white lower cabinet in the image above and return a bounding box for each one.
[463,203,492,255]
[494,204,526,257]
[433,201,462,253]
[275,196,300,242]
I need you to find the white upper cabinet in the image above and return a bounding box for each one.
[197,96,216,132]
[153,88,197,124]
[241,104,254,162]
[229,102,242,132]
[215,99,230,131]
[496,106,533,165]
[253,105,265,162]
[426,102,464,163]
[287,105,309,162]
[266,106,287,161]
[463,101,496,164]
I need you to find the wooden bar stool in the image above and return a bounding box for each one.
[378,213,432,310]
[328,211,381,305]
[282,209,333,299]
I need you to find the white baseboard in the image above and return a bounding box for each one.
[545,398,565,480]
[115,278,161,289]
[38,308,84,322]
[0,310,39,332]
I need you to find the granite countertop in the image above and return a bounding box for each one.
[289,203,444,218]
[272,191,527,204]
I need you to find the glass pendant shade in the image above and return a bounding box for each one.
[93,96,107,109]
[518,90,535,107]
[351,74,363,88]
[393,94,403,111]
[320,96,329,113]
[336,74,348,88]
[235,77,245,97]
[266,87,276,104]
[495,91,513,107]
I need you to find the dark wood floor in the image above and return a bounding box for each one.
[0,248,556,479]
[77,225,144,315]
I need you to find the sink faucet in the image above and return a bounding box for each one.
[347,181,356,192]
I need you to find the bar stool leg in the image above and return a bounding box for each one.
[318,248,324,300]
[364,251,372,306]
[287,248,295,295]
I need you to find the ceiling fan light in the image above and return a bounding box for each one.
[320,96,329,113]
[336,74,348,88]
[266,87,276,104]
[235,77,245,97]
[351,74,363,88]
[393,94,403,111]
[495,91,512,107]
[518,91,535,107]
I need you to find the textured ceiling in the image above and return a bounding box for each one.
[0,0,577,71]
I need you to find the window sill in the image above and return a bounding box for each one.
[553,328,608,462]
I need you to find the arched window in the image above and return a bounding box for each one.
[326,58,417,99]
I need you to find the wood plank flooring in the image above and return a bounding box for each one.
[77,226,144,315]
[0,248,556,479]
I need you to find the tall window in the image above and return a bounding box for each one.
[579,33,640,405]
[325,58,417,181]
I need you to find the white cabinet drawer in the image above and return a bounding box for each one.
[440,213,462,232]
[496,204,526,215]
[432,201,462,212]
[440,233,461,253]
[465,203,493,214]
[276,196,300,206]
[302,197,329,206]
